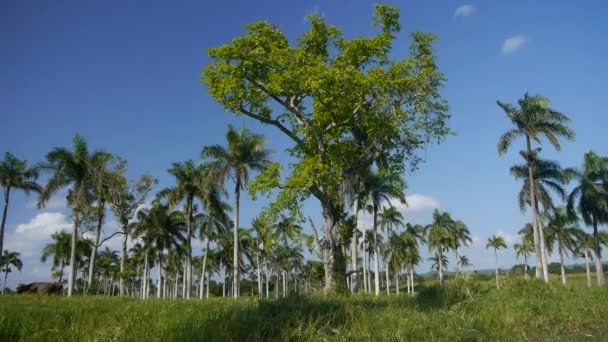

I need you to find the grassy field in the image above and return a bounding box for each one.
[1,276,607,341]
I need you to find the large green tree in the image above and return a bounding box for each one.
[497,93,574,283]
[202,5,450,293]
[39,134,113,296]
[0,153,41,261]
[202,125,271,298]
[567,151,608,286]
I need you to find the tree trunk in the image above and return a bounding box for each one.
[584,248,592,288]
[0,187,10,267]
[592,218,605,286]
[163,273,167,299]
[222,265,226,298]
[395,270,399,295]
[233,186,240,298]
[186,197,193,299]
[256,248,261,299]
[58,259,65,284]
[320,201,339,295]
[495,249,499,289]
[265,259,269,300]
[142,250,149,299]
[2,267,8,294]
[410,267,415,294]
[282,270,286,298]
[536,214,550,283]
[362,245,368,294]
[350,198,359,293]
[119,225,128,296]
[373,205,380,296]
[454,248,459,277]
[559,243,567,286]
[200,238,209,300]
[385,262,390,295]
[438,249,444,286]
[67,211,79,297]
[87,205,104,294]
[206,272,210,298]
[157,251,163,298]
[526,136,549,283]
[524,253,528,280]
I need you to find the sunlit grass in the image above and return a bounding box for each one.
[1,276,607,341]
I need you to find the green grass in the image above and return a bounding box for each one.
[1,276,607,341]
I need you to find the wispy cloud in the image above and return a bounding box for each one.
[501,35,528,55]
[454,4,476,17]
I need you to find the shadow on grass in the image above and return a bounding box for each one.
[169,296,349,341]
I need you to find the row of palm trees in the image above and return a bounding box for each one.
[498,93,608,287]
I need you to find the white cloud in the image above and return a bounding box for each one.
[454,4,476,17]
[356,194,439,231]
[402,194,440,213]
[496,230,518,245]
[501,35,528,55]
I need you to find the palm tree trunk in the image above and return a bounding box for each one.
[559,243,567,286]
[454,248,459,277]
[282,270,286,298]
[173,273,178,299]
[222,265,226,298]
[495,249,499,289]
[350,198,359,293]
[233,186,240,298]
[67,211,79,297]
[206,272,210,298]
[410,267,415,294]
[2,267,8,294]
[362,247,368,294]
[265,259,269,300]
[186,198,193,299]
[524,253,528,280]
[438,249,444,286]
[395,270,399,295]
[163,273,167,299]
[58,259,65,284]
[119,225,128,296]
[0,187,10,266]
[142,250,149,299]
[200,238,209,300]
[373,206,380,296]
[584,248,592,288]
[256,248,261,299]
[157,251,163,298]
[592,218,605,286]
[385,262,390,295]
[87,204,104,294]
[526,136,548,283]
[536,214,550,283]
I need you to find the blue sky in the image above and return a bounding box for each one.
[2,0,607,287]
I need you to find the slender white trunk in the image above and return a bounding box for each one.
[362,248,368,294]
[584,249,592,288]
[385,262,390,295]
[265,260,269,300]
[256,249,261,299]
[119,228,128,296]
[67,212,79,297]
[373,206,380,296]
[395,270,399,295]
[438,249,444,285]
[206,272,210,298]
[524,253,528,280]
[495,249,499,289]
[559,244,567,286]
[233,187,240,298]
[350,198,359,293]
[410,267,415,294]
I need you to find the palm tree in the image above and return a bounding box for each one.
[133,203,186,299]
[457,255,471,274]
[428,252,448,281]
[159,160,208,299]
[513,237,534,280]
[342,168,368,294]
[202,125,271,298]
[546,208,580,286]
[39,134,113,296]
[425,209,453,285]
[107,173,156,296]
[0,152,41,261]
[449,220,472,276]
[364,171,405,296]
[486,235,508,288]
[41,231,72,283]
[196,200,230,300]
[378,205,404,293]
[567,151,608,286]
[497,93,574,283]
[1,250,22,294]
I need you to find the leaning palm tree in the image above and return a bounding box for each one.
[363,171,405,296]
[39,134,113,296]
[0,152,41,261]
[425,209,453,285]
[1,250,23,294]
[567,151,608,286]
[497,93,574,283]
[486,235,508,288]
[546,207,580,286]
[513,237,534,280]
[202,125,271,298]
